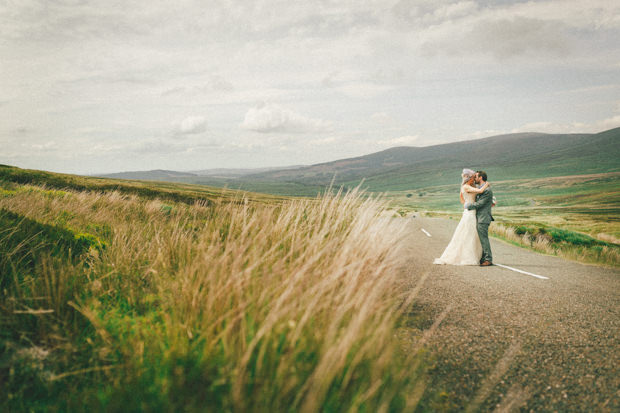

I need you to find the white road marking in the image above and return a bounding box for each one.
[495,263,549,280]
[421,228,432,237]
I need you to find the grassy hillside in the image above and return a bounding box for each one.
[372,127,618,189]
[0,164,289,205]
[182,128,618,195]
[272,128,619,192]
[0,168,422,411]
[91,128,620,197]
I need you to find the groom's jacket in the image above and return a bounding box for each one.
[467,188,494,224]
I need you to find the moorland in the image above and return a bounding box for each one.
[1,127,618,411]
[0,165,421,411]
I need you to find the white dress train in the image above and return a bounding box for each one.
[433,188,482,265]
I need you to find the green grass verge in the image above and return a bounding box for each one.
[490,222,619,267]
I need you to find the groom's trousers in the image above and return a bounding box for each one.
[477,223,493,262]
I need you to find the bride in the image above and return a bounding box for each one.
[433,169,490,265]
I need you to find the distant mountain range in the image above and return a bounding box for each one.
[98,166,304,180]
[96,127,620,195]
[98,169,199,181]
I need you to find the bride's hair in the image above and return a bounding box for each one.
[460,174,476,204]
[463,175,476,186]
[461,168,475,185]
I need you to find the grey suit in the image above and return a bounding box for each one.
[466,187,494,262]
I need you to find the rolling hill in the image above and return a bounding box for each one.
[98,166,306,180]
[98,169,199,181]
[0,164,288,205]
[241,127,620,191]
[91,127,619,196]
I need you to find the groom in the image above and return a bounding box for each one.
[464,171,494,266]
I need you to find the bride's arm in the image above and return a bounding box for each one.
[464,182,490,194]
[460,191,465,204]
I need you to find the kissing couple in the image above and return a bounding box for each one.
[434,169,494,266]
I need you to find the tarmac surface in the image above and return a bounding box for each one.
[400,216,619,412]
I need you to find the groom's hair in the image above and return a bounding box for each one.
[477,171,488,181]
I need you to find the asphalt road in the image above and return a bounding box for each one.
[399,216,619,412]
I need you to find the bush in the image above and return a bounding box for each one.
[548,228,607,247]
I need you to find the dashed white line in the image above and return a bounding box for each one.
[495,263,549,280]
[421,228,432,237]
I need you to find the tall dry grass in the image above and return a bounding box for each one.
[1,184,419,411]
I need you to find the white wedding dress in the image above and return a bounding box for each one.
[433,187,482,265]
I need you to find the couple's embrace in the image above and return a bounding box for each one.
[434,169,494,266]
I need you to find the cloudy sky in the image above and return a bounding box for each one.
[2,0,619,174]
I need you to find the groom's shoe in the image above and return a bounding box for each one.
[480,261,493,266]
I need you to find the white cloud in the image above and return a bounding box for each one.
[308,137,337,146]
[599,115,620,130]
[371,112,392,123]
[461,129,511,141]
[512,122,565,133]
[31,142,56,150]
[321,70,361,88]
[392,0,478,25]
[206,75,234,92]
[161,75,234,98]
[161,86,186,97]
[413,1,618,61]
[131,139,190,155]
[241,103,331,133]
[177,116,207,135]
[513,116,620,134]
[420,15,570,59]
[472,17,570,59]
[377,135,420,146]
[335,82,393,99]
[507,0,620,31]
[558,84,620,95]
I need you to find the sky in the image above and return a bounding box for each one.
[1,0,619,174]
